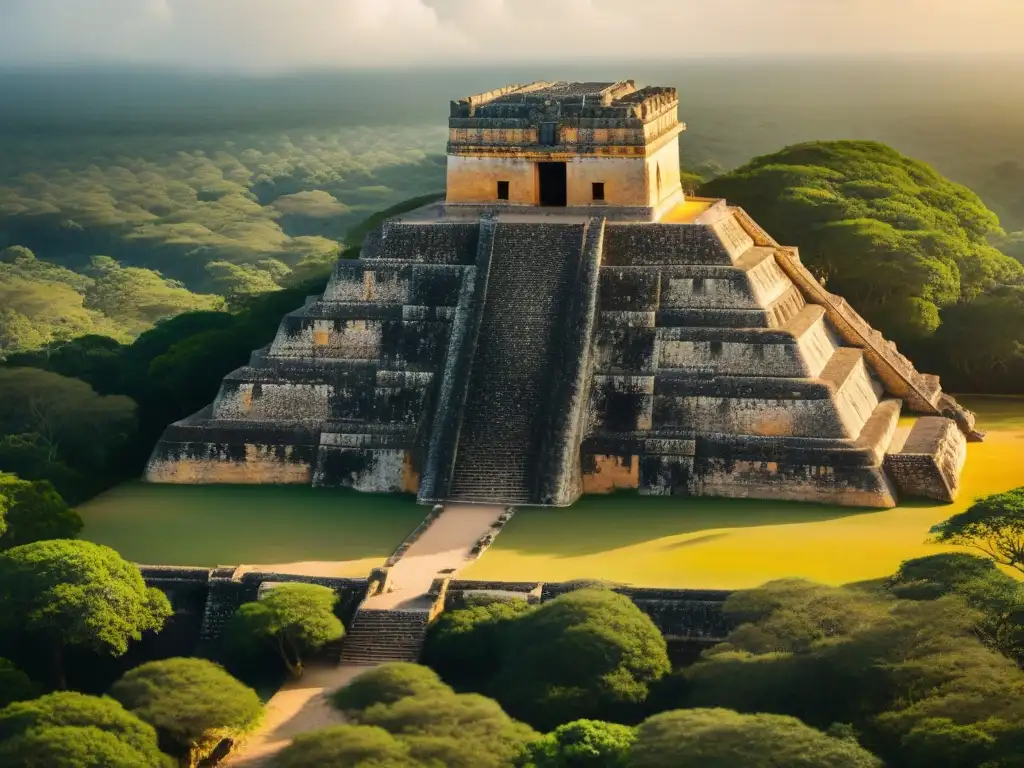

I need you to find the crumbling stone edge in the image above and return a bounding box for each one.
[384,504,446,568]
[468,506,516,559]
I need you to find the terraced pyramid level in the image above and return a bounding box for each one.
[146,200,975,508]
[146,80,975,508]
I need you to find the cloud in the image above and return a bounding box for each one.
[0,0,1020,71]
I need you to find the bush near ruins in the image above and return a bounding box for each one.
[110,658,262,767]
[329,664,537,768]
[330,662,451,714]
[628,708,882,768]
[271,724,414,768]
[225,582,344,678]
[421,599,533,689]
[888,552,1024,663]
[517,718,636,768]
[0,691,170,767]
[424,589,670,731]
[669,578,1024,767]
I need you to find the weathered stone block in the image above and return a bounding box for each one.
[885,417,967,502]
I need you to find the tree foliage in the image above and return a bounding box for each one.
[355,692,538,768]
[931,487,1024,573]
[518,719,635,768]
[331,662,452,714]
[0,691,167,767]
[489,589,671,730]
[109,658,262,765]
[226,583,343,678]
[675,578,1024,767]
[421,599,533,689]
[628,708,882,768]
[0,473,81,550]
[0,659,37,709]
[271,724,414,768]
[701,141,1022,344]
[0,540,170,687]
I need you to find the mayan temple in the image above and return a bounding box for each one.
[147,80,978,509]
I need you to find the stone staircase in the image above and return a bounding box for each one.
[338,607,430,666]
[447,222,588,504]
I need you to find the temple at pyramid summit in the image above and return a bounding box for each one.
[146,80,979,508]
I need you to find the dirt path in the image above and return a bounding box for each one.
[224,664,367,766]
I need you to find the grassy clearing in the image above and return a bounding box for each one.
[463,396,1024,589]
[77,484,425,572]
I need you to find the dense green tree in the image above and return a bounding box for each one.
[0,368,136,493]
[888,553,1024,662]
[678,579,1024,766]
[331,662,452,714]
[0,474,81,550]
[927,285,1024,393]
[226,583,344,677]
[422,599,533,689]
[518,719,635,768]
[0,725,157,768]
[110,658,262,766]
[355,692,537,768]
[932,487,1024,573]
[0,541,171,688]
[0,691,167,767]
[271,724,414,768]
[0,659,37,708]
[628,708,882,768]
[490,589,671,730]
[701,141,1022,344]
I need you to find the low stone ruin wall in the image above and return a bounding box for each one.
[140,568,737,658]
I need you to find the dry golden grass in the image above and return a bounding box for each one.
[463,396,1024,588]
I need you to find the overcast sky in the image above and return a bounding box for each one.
[0,0,1021,71]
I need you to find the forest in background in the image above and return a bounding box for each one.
[0,58,1022,503]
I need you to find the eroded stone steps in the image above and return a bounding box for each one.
[447,222,588,504]
[338,608,429,666]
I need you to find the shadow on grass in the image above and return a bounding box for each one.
[77,482,427,567]
[494,492,880,558]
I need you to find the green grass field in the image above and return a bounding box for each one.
[77,396,1024,587]
[78,485,425,573]
[463,396,1024,588]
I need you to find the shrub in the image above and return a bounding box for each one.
[0,691,167,766]
[628,708,882,767]
[271,724,413,768]
[491,589,670,730]
[331,662,452,714]
[422,600,532,688]
[519,719,636,768]
[110,658,261,766]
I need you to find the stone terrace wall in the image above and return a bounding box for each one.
[447,580,734,642]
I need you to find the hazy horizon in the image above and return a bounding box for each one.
[1,1,1022,71]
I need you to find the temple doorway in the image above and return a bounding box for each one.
[538,162,567,206]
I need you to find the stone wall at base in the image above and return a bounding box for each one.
[140,569,736,651]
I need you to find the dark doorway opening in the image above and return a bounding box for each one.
[538,162,567,207]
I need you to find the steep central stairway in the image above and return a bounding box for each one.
[447,222,589,504]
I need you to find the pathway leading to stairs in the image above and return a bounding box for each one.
[226,502,508,765]
[379,502,507,601]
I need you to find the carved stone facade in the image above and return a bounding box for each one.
[146,80,974,509]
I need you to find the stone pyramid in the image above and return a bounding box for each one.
[146,81,975,508]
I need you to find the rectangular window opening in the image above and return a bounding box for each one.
[592,182,606,201]
[497,180,510,201]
